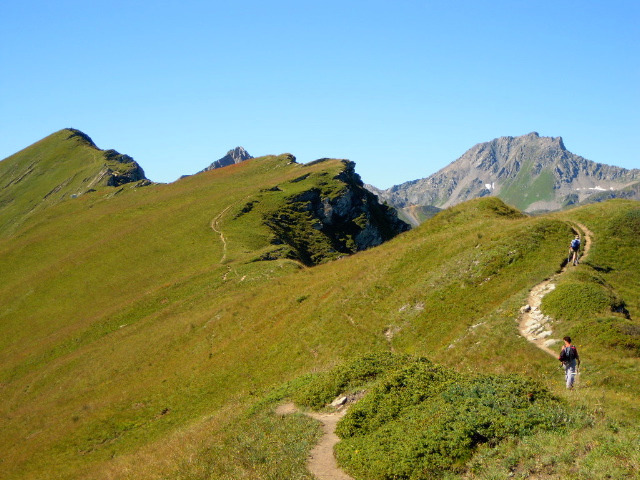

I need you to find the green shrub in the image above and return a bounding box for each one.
[290,354,574,479]
[336,359,449,438]
[293,352,413,409]
[335,371,573,479]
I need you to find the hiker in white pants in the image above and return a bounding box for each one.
[558,336,581,389]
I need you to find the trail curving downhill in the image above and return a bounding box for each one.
[210,203,240,281]
[276,403,354,480]
[210,204,234,264]
[518,222,593,357]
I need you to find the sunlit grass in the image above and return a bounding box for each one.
[0,131,638,480]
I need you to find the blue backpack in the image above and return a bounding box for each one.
[559,345,578,363]
[571,238,580,249]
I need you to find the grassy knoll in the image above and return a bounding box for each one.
[0,133,638,479]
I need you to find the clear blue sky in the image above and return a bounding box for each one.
[1,0,638,188]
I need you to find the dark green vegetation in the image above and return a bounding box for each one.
[0,131,638,479]
[291,353,579,479]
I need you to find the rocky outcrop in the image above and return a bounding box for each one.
[371,132,639,218]
[102,149,147,186]
[203,147,253,171]
[261,159,410,266]
[64,129,148,188]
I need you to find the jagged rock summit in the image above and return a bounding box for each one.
[203,146,253,171]
[371,132,639,223]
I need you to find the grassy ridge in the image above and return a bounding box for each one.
[0,129,145,237]
[0,151,355,478]
[0,133,638,479]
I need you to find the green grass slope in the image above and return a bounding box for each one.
[0,135,638,480]
[498,159,556,211]
[0,129,147,237]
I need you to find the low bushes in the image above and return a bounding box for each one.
[293,353,577,479]
[293,352,413,409]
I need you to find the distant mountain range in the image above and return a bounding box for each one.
[368,132,639,225]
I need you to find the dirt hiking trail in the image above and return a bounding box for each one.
[276,402,354,480]
[518,222,593,357]
[274,223,593,479]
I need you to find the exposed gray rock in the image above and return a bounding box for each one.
[102,149,147,186]
[331,396,348,407]
[369,132,639,219]
[203,147,253,171]
[261,159,410,266]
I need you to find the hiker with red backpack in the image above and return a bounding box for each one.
[559,336,581,389]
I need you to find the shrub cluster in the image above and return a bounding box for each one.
[294,354,574,479]
[293,352,412,409]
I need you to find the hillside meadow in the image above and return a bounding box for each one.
[0,138,638,479]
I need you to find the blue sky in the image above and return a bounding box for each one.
[1,0,638,188]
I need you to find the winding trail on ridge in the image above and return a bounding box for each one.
[210,204,233,264]
[518,222,593,357]
[274,223,594,479]
[210,204,235,281]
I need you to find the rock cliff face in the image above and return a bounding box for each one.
[101,149,148,186]
[372,133,639,219]
[259,158,410,266]
[301,160,409,249]
[66,129,148,188]
[203,147,253,171]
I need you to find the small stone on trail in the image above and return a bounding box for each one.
[331,396,348,408]
[520,305,531,313]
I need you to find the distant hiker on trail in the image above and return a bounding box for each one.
[568,235,581,265]
[559,336,581,389]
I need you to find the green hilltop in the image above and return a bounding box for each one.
[0,131,638,479]
[0,129,148,237]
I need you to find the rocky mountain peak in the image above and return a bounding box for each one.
[227,146,252,162]
[203,147,254,171]
[370,132,639,221]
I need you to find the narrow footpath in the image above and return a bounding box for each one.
[518,222,593,357]
[275,223,594,479]
[276,403,354,480]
